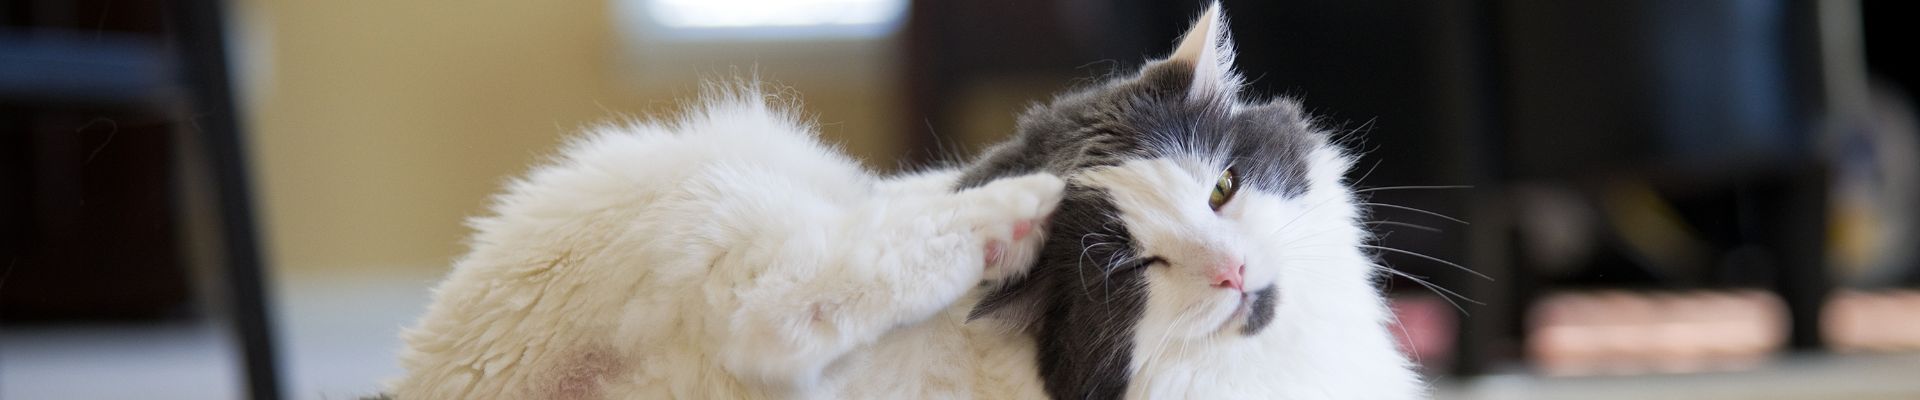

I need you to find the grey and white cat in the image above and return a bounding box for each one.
[389,4,1423,399]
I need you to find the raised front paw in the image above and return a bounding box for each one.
[960,173,1066,282]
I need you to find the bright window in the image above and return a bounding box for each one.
[629,0,908,40]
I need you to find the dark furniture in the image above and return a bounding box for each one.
[2,0,282,398]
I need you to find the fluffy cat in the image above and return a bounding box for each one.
[390,4,1423,399]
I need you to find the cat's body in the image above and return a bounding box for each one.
[392,4,1423,399]
[390,92,1063,399]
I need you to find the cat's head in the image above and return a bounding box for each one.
[958,4,1386,398]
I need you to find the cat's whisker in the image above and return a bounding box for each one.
[1074,247,1101,302]
[1266,191,1354,237]
[1378,291,1425,364]
[1143,305,1185,367]
[1266,227,1344,249]
[1097,260,1124,302]
[1355,244,1491,282]
[1359,202,1469,225]
[1073,222,1122,295]
[1351,185,1473,194]
[1363,220,1441,233]
[1370,264,1481,312]
[1155,295,1213,365]
[1278,255,1479,315]
[1348,159,1385,189]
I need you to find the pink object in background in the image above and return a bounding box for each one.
[1825,289,1920,353]
[1526,290,1788,376]
[1387,295,1459,371]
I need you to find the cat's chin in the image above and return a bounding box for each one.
[1202,287,1279,339]
[1219,296,1252,334]
[1184,291,1252,338]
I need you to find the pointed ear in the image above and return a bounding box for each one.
[1166,2,1240,99]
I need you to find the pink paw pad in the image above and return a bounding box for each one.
[984,241,1006,267]
[1011,220,1035,241]
[985,220,1037,273]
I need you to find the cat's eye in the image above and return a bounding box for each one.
[1209,168,1238,211]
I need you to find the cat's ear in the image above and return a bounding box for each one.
[1166,2,1240,100]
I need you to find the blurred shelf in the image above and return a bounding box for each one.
[0,31,177,105]
[1435,353,1920,400]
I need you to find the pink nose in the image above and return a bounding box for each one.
[1211,263,1245,292]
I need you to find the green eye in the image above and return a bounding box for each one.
[1209,169,1237,210]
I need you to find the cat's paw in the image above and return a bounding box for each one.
[961,173,1066,282]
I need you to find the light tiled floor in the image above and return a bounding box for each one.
[1,268,441,400]
[6,268,1920,400]
[1,322,243,400]
[1436,354,1920,400]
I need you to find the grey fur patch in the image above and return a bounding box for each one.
[1242,285,1279,335]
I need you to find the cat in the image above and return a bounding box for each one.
[388,3,1423,399]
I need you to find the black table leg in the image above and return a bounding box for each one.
[171,0,285,398]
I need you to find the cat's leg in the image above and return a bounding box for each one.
[715,173,1064,391]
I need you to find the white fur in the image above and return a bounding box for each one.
[392,90,1422,400]
[392,91,1062,399]
[1080,151,1425,399]
[1097,6,1426,395]
[394,3,1423,398]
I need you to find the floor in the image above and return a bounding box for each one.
[5,268,1920,399]
[1436,354,1920,400]
[1,268,440,400]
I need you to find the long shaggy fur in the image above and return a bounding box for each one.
[392,84,1063,399]
[390,4,1423,399]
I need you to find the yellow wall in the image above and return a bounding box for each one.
[238,0,902,275]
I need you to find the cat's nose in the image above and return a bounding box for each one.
[1210,263,1245,292]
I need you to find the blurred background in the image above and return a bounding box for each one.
[2,0,1917,398]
